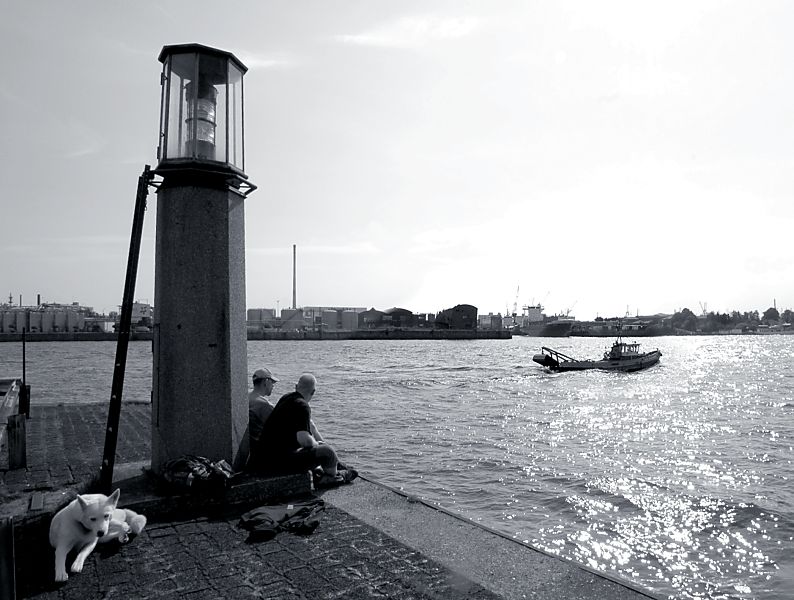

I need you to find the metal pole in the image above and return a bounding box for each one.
[98,166,153,493]
[292,244,296,310]
[20,327,29,417]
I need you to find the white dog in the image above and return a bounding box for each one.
[49,489,146,582]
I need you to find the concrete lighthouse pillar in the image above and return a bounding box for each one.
[150,44,254,472]
[151,180,248,470]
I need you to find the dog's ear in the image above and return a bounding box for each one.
[77,495,89,510]
[107,488,121,508]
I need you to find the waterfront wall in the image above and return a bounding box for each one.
[0,329,511,343]
[0,331,153,342]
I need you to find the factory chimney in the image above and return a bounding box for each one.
[292,244,297,310]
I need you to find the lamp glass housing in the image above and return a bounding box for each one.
[158,45,246,173]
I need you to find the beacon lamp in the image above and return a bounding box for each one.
[156,43,253,192]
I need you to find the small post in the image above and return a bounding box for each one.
[20,328,29,417]
[7,414,26,469]
[0,517,15,600]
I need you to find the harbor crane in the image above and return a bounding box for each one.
[513,285,520,317]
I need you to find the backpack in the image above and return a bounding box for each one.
[161,455,236,491]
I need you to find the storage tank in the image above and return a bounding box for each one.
[28,311,42,333]
[40,310,54,333]
[261,309,276,328]
[341,311,358,330]
[15,311,28,333]
[53,310,67,332]
[1,311,15,332]
[66,310,79,332]
[280,309,305,330]
[321,311,338,329]
[246,308,262,332]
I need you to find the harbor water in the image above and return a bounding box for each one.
[1,336,791,599]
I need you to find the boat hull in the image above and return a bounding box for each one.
[518,321,573,337]
[532,349,662,372]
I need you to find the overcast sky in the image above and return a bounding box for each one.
[2,1,792,320]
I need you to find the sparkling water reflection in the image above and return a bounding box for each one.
[1,335,791,599]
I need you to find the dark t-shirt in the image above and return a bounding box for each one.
[259,391,311,456]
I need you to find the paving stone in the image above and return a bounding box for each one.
[181,588,221,600]
[212,585,260,600]
[173,522,206,535]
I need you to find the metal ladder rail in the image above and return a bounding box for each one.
[98,166,155,494]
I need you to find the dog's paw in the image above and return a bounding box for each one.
[55,569,69,582]
[70,559,85,573]
[130,514,147,535]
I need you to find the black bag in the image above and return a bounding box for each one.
[238,499,325,541]
[162,455,236,491]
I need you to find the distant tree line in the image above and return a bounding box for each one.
[668,306,792,333]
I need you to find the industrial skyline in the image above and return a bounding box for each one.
[0,289,786,325]
[3,2,793,320]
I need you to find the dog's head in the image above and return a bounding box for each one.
[76,489,120,538]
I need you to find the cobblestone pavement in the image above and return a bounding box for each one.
[0,403,150,499]
[19,504,500,600]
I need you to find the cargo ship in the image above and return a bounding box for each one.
[510,304,574,337]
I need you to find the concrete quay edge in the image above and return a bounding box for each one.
[10,467,661,600]
[321,476,662,600]
[109,463,661,599]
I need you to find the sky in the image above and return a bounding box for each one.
[2,1,793,320]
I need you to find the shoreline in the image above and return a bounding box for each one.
[1,329,790,342]
[0,329,512,342]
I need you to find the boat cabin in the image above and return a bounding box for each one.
[605,340,641,360]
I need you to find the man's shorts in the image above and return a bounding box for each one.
[269,447,322,474]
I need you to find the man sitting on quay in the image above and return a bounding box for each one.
[248,372,355,487]
[234,367,279,470]
[248,367,278,450]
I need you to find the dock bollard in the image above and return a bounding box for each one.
[7,414,26,470]
[19,385,30,418]
[0,517,16,600]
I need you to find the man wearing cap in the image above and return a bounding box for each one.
[250,372,355,486]
[247,368,278,463]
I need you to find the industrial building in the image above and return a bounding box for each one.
[0,301,152,334]
[247,304,478,333]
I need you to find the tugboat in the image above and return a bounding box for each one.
[532,335,662,372]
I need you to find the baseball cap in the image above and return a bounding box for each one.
[252,368,278,382]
